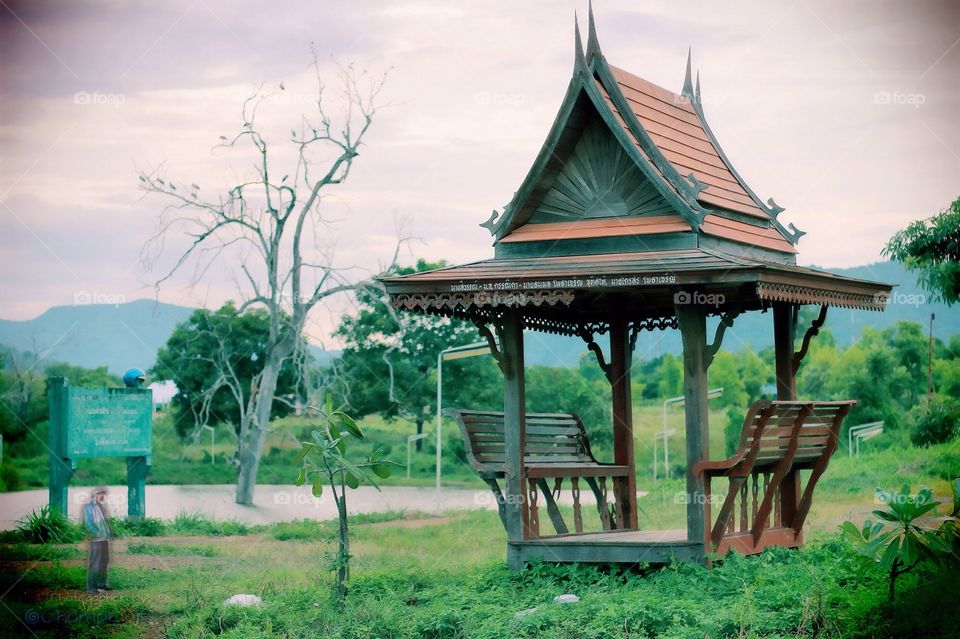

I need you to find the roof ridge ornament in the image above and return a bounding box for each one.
[682,46,694,98]
[480,209,500,235]
[574,12,587,74]
[586,0,602,63]
[695,70,702,105]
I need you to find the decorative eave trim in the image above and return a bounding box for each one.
[391,289,576,313]
[756,282,888,311]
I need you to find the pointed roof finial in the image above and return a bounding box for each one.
[574,12,587,73]
[682,46,694,97]
[695,70,701,104]
[586,0,602,62]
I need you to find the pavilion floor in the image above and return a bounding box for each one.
[509,528,705,564]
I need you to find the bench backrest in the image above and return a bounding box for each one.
[737,400,855,468]
[443,408,598,476]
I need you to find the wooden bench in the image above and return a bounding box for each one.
[693,400,855,555]
[443,408,631,537]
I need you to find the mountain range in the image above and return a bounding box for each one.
[0,261,955,373]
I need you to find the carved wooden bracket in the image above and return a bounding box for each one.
[792,305,828,373]
[577,325,612,382]
[473,318,504,372]
[628,324,641,354]
[705,307,742,367]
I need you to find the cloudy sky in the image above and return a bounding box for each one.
[1,0,957,345]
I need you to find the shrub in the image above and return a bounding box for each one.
[126,542,216,557]
[910,395,960,446]
[0,463,24,492]
[169,512,250,536]
[110,516,166,537]
[15,506,84,544]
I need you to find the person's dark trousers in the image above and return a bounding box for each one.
[87,540,109,593]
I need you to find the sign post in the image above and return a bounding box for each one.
[47,376,153,518]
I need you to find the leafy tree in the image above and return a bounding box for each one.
[707,351,746,408]
[526,355,612,450]
[845,347,911,430]
[884,321,934,404]
[294,398,392,606]
[884,196,960,305]
[152,303,302,440]
[842,485,959,601]
[736,349,772,402]
[334,260,490,451]
[910,395,960,447]
[1,351,120,443]
[723,405,746,456]
[657,354,683,398]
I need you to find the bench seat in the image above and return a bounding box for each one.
[444,408,630,536]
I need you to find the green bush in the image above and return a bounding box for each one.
[0,463,24,491]
[126,541,216,557]
[15,506,84,544]
[910,395,960,446]
[110,516,166,537]
[169,512,250,536]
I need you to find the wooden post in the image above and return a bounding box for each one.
[773,302,800,534]
[609,315,638,530]
[47,377,72,517]
[127,456,150,519]
[677,304,709,548]
[773,303,797,400]
[501,311,527,569]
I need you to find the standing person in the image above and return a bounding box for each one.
[83,487,112,594]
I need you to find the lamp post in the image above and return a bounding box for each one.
[435,341,493,513]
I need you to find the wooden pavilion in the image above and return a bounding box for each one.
[381,8,892,567]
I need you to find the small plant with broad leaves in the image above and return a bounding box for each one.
[841,484,958,601]
[294,396,392,606]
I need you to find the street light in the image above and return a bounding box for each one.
[435,341,494,513]
[656,387,723,480]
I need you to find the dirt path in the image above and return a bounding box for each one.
[0,484,496,529]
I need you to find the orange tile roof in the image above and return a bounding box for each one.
[607,65,768,219]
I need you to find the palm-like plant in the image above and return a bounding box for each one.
[842,485,958,601]
[295,397,392,606]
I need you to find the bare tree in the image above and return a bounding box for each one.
[140,58,390,505]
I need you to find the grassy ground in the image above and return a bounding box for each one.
[1,440,957,638]
[2,402,781,490]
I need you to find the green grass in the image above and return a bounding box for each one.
[5,401,933,494]
[126,542,218,557]
[1,441,955,637]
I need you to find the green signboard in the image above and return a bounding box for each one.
[62,388,152,458]
[48,377,153,518]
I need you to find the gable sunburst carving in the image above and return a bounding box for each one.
[532,119,673,222]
